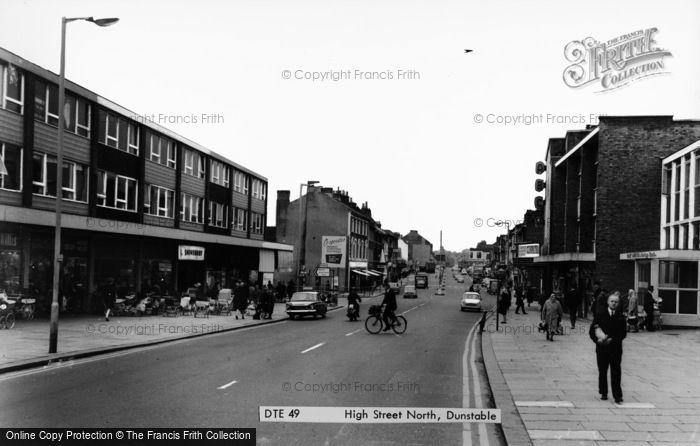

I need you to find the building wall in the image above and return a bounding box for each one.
[595,117,700,293]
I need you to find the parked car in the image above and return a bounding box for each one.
[403,285,417,299]
[415,274,429,289]
[460,292,482,312]
[286,291,328,319]
[435,286,445,296]
[455,274,464,283]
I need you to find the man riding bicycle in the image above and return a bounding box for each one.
[381,284,397,331]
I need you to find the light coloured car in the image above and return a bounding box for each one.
[435,286,446,296]
[286,291,328,319]
[403,285,417,299]
[460,292,482,312]
[455,274,464,283]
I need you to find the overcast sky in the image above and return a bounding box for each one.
[3,0,699,251]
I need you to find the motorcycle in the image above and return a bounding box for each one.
[347,303,360,321]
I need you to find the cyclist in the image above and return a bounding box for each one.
[381,284,397,331]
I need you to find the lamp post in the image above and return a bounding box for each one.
[295,180,319,292]
[49,16,119,354]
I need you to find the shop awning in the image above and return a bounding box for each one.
[363,270,381,276]
[352,270,371,276]
[369,269,386,275]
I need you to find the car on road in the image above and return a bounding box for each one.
[415,273,429,289]
[286,291,328,319]
[455,274,464,283]
[388,281,401,293]
[460,292,482,312]
[435,286,445,296]
[403,285,417,299]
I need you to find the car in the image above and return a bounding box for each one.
[403,285,417,298]
[286,291,328,319]
[455,275,464,283]
[460,292,482,312]
[388,281,401,293]
[435,286,445,296]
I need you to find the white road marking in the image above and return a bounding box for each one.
[469,322,489,444]
[301,342,325,354]
[462,321,478,446]
[345,328,363,337]
[217,380,238,389]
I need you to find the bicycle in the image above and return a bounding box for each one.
[365,305,407,335]
[0,301,16,329]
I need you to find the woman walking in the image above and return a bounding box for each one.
[542,293,563,341]
[498,286,511,324]
[626,289,639,332]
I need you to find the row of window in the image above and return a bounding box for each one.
[1,63,23,114]
[350,236,368,260]
[350,216,368,236]
[35,80,91,137]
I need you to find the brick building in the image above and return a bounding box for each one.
[534,116,700,309]
[274,187,391,291]
[402,230,434,271]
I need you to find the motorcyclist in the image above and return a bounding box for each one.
[381,284,397,331]
[347,287,361,318]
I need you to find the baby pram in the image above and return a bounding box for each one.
[639,299,663,331]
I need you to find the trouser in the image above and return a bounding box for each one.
[627,317,638,331]
[596,346,623,399]
[383,309,395,327]
[515,301,526,313]
[569,305,578,327]
[645,309,655,331]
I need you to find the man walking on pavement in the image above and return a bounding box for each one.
[566,284,581,329]
[643,286,657,331]
[514,285,527,314]
[589,291,627,404]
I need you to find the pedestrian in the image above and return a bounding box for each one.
[525,287,533,308]
[100,277,116,321]
[276,281,287,303]
[542,293,563,341]
[498,286,511,323]
[589,291,627,403]
[626,289,639,333]
[232,281,247,319]
[514,286,527,314]
[595,288,609,317]
[287,279,296,298]
[643,286,656,331]
[565,285,581,329]
[591,281,602,316]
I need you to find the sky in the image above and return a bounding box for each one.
[2,0,699,251]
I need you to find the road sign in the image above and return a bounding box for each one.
[315,267,330,277]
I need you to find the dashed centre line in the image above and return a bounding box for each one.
[301,342,325,354]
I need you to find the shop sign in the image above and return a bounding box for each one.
[517,243,540,258]
[178,245,205,261]
[624,251,657,259]
[349,260,368,268]
[0,233,17,247]
[159,262,173,272]
[321,236,347,268]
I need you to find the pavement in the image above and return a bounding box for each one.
[481,301,700,446]
[0,293,385,374]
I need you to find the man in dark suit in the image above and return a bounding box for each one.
[589,292,627,404]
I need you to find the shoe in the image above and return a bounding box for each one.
[105,317,109,321]
[523,312,528,315]
[235,315,238,319]
[600,394,608,400]
[382,327,391,331]
[614,398,623,404]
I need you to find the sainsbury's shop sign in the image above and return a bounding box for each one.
[179,245,205,261]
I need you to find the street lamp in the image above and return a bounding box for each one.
[295,180,319,291]
[49,16,119,354]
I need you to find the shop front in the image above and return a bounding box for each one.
[620,250,700,327]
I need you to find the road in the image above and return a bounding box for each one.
[0,272,502,445]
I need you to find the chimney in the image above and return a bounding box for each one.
[275,190,290,241]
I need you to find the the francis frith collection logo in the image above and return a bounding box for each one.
[563,28,672,92]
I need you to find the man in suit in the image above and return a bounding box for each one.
[589,291,627,404]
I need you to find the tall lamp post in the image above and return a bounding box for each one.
[295,180,319,291]
[49,16,119,354]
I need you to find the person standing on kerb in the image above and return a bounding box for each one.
[589,291,627,404]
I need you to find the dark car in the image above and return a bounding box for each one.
[286,291,328,319]
[403,285,417,299]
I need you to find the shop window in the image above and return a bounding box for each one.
[659,289,677,314]
[0,142,22,191]
[144,184,175,218]
[0,248,21,294]
[678,290,698,314]
[2,63,24,114]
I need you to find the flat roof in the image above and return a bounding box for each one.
[0,46,266,181]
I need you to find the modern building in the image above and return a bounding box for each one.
[274,187,387,291]
[533,116,700,309]
[620,138,700,326]
[0,47,292,313]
